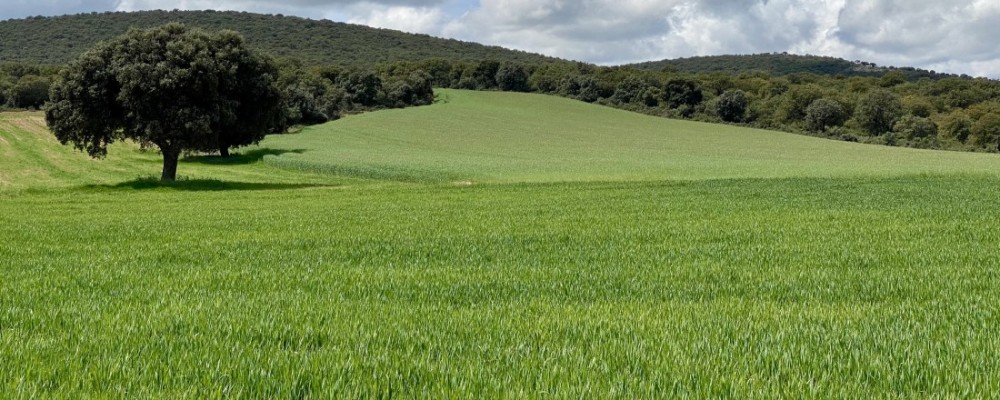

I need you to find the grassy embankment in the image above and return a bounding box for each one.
[2,90,999,397]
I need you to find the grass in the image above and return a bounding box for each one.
[262,89,1000,183]
[2,90,1000,397]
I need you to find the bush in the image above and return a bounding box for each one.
[856,89,903,135]
[716,89,749,122]
[971,113,1000,150]
[662,78,703,110]
[9,75,50,109]
[495,62,529,92]
[778,84,823,122]
[804,98,848,132]
[938,111,973,142]
[893,115,937,140]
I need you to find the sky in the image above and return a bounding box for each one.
[2,0,999,78]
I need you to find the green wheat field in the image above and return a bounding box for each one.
[2,90,1000,397]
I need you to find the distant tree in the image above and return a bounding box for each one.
[938,110,973,142]
[381,70,434,108]
[971,113,1000,150]
[855,89,903,135]
[9,75,50,109]
[0,77,12,107]
[893,115,937,140]
[804,98,848,132]
[662,78,703,115]
[417,58,454,88]
[280,67,340,126]
[472,60,501,90]
[495,62,529,92]
[528,64,567,93]
[45,24,285,181]
[612,76,648,105]
[339,70,382,108]
[560,75,603,103]
[778,84,823,122]
[878,70,906,87]
[716,89,749,122]
[902,95,935,118]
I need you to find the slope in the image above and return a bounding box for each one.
[0,10,561,66]
[0,112,339,190]
[261,89,1000,183]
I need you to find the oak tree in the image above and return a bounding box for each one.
[46,24,285,181]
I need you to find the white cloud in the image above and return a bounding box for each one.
[3,0,999,78]
[442,0,683,64]
[346,4,444,34]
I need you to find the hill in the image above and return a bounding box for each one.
[265,89,1000,183]
[7,89,1000,189]
[0,10,561,66]
[4,90,1000,397]
[630,53,956,80]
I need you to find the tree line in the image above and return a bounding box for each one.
[10,57,1000,153]
[383,58,1000,152]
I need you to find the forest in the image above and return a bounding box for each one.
[3,10,1000,152]
[0,10,560,66]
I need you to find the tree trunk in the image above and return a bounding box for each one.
[161,147,179,182]
[219,146,230,158]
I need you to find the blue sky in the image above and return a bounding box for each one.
[2,0,999,78]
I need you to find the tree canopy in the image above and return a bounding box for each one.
[45,23,285,181]
[0,10,561,67]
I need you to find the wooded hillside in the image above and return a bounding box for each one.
[0,10,561,66]
[631,53,957,81]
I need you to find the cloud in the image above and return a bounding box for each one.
[346,4,445,34]
[833,0,1000,71]
[3,0,1000,78]
[443,0,683,64]
[442,0,1000,77]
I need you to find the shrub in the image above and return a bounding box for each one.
[716,89,749,123]
[804,98,848,132]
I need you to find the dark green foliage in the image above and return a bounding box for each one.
[1,64,59,109]
[856,89,903,135]
[495,62,530,92]
[339,70,383,108]
[804,98,848,132]
[473,60,501,90]
[778,85,823,122]
[879,71,906,87]
[971,113,1000,150]
[559,75,605,103]
[8,75,50,109]
[631,53,953,80]
[939,111,973,142]
[893,115,938,140]
[46,24,285,181]
[717,89,749,122]
[0,11,562,67]
[662,78,703,111]
[902,95,935,118]
[279,65,342,125]
[0,83,8,108]
[210,31,286,157]
[528,64,570,93]
[381,71,434,108]
[612,76,650,105]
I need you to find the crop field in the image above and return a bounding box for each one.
[2,90,1000,397]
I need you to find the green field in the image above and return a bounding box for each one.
[3,90,1000,397]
